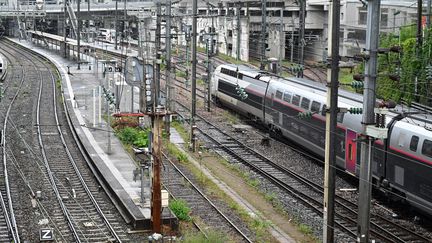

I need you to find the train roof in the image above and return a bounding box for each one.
[217,64,432,126]
[221,64,278,80]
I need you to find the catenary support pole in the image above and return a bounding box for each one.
[165,0,172,136]
[63,0,67,58]
[236,4,241,61]
[151,108,164,233]
[208,5,214,112]
[190,0,198,152]
[357,0,380,242]
[260,0,266,70]
[298,0,305,77]
[279,6,284,72]
[323,0,340,242]
[115,0,118,50]
[428,0,431,28]
[155,2,161,103]
[290,15,294,62]
[93,89,96,126]
[77,0,81,70]
[417,0,423,49]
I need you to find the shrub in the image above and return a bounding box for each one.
[116,127,149,148]
[169,199,191,221]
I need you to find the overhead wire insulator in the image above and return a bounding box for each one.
[375,114,381,127]
[298,111,313,119]
[348,107,363,114]
[351,80,364,89]
[380,114,386,128]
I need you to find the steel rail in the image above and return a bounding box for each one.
[174,97,430,242]
[0,44,22,243]
[162,152,253,243]
[9,40,123,242]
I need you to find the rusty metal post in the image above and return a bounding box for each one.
[151,106,165,233]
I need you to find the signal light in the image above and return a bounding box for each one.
[348,107,363,114]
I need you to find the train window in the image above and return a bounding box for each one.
[422,139,432,158]
[292,95,301,106]
[311,101,321,113]
[410,136,419,152]
[301,98,310,110]
[283,91,292,102]
[221,68,243,79]
[276,90,283,99]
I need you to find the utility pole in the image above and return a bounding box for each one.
[323,0,340,242]
[357,0,380,242]
[165,0,172,136]
[236,3,241,61]
[77,0,81,70]
[260,0,266,70]
[115,0,118,50]
[298,0,305,77]
[190,0,197,152]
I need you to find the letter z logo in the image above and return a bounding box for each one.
[40,229,54,241]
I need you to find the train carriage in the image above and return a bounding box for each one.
[212,64,432,216]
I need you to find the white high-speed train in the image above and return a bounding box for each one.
[211,64,432,216]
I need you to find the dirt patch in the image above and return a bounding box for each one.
[189,150,317,243]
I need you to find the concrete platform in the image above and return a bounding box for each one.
[6,37,177,230]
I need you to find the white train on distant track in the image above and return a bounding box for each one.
[211,64,432,216]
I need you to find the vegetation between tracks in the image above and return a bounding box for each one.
[169,199,191,221]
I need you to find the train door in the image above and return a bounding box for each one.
[345,129,357,175]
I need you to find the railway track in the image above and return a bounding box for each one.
[0,39,132,242]
[173,99,430,242]
[161,153,254,242]
[0,44,23,243]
